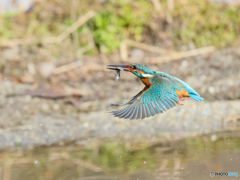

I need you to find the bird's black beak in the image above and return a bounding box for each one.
[107,65,134,71]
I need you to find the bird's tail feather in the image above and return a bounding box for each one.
[189,93,204,102]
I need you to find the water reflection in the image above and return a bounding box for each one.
[0,132,239,180]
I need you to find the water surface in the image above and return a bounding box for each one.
[0,132,239,180]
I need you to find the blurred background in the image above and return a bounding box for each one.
[0,0,240,179]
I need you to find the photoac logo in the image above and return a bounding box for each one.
[210,171,215,177]
[210,171,238,177]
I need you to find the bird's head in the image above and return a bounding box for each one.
[107,63,154,78]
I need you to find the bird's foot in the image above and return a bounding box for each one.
[177,102,183,106]
[178,97,185,101]
[111,103,119,106]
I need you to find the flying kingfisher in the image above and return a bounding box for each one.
[107,63,204,119]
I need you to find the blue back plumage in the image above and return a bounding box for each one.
[172,76,204,102]
[155,71,204,102]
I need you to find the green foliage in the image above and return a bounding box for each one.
[0,0,240,53]
[89,0,151,53]
[172,0,240,48]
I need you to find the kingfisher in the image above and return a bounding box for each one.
[107,63,204,120]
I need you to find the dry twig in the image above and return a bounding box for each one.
[167,0,174,10]
[77,26,96,56]
[149,46,215,63]
[70,0,80,57]
[151,0,162,11]
[120,39,177,61]
[0,11,96,47]
[57,11,96,43]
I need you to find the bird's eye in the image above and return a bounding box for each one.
[132,66,137,69]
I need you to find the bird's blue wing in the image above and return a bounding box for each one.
[111,86,149,107]
[111,74,180,119]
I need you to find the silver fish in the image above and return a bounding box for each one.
[118,67,127,76]
[114,67,127,82]
[115,70,120,82]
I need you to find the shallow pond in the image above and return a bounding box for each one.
[0,132,239,180]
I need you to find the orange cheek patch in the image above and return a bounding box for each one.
[137,70,144,74]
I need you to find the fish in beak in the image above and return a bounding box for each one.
[107,65,133,82]
[107,65,134,72]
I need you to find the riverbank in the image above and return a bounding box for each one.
[0,46,240,149]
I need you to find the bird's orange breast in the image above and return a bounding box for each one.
[139,77,151,87]
[137,70,152,87]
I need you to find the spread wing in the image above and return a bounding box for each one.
[111,86,149,107]
[111,74,181,119]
